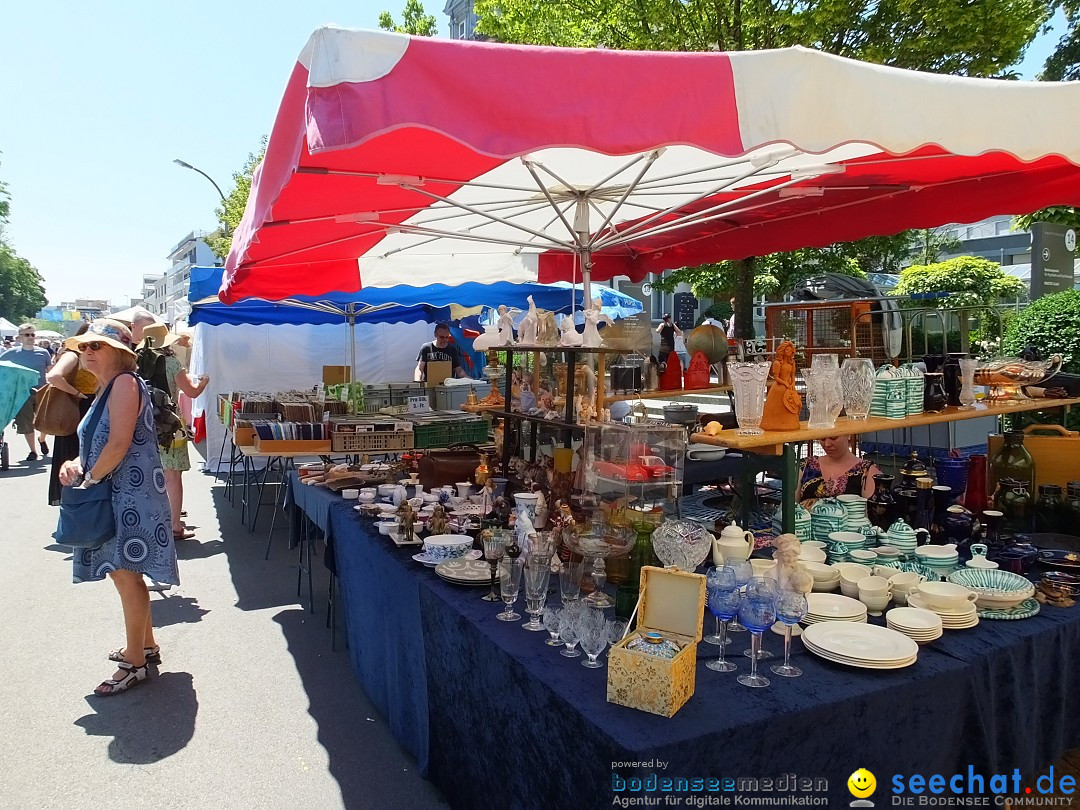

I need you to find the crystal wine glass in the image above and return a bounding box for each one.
[705,582,742,673]
[743,577,777,660]
[771,589,808,678]
[579,622,608,668]
[558,608,582,658]
[497,558,524,621]
[840,357,876,420]
[705,566,737,646]
[481,533,505,602]
[726,559,753,633]
[542,606,563,646]
[522,561,550,631]
[559,561,584,605]
[606,618,628,657]
[736,587,777,688]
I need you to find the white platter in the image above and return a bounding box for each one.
[806,593,868,619]
[885,607,943,632]
[801,622,918,664]
[435,558,493,584]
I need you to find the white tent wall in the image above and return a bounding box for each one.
[190,320,430,473]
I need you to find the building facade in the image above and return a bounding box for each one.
[443,0,479,40]
[139,230,217,323]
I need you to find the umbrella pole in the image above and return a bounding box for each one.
[348,308,357,385]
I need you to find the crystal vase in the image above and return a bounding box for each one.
[840,357,876,420]
[958,357,978,407]
[805,366,841,429]
[730,360,770,435]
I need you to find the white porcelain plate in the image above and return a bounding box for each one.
[906,593,977,617]
[801,622,918,664]
[885,607,943,632]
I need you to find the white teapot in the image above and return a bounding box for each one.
[712,520,755,566]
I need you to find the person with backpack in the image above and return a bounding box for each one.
[138,324,208,541]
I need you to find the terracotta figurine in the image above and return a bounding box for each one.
[760,340,802,431]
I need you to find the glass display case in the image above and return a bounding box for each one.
[581,421,686,521]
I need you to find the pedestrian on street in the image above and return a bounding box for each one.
[58,319,179,696]
[44,322,97,505]
[0,323,52,461]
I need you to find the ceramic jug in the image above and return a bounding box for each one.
[712,521,755,566]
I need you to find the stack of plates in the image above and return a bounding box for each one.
[801,622,918,669]
[885,607,943,644]
[906,593,980,629]
[804,593,868,624]
[413,549,482,568]
[434,559,493,586]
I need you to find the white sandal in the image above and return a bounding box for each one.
[94,661,148,696]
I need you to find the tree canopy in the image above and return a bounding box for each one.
[1041,0,1080,80]
[206,138,266,261]
[475,0,1049,76]
[0,161,48,322]
[379,0,439,36]
[892,256,1026,308]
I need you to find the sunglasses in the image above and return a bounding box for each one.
[82,341,108,352]
[19,333,35,338]
[435,333,451,339]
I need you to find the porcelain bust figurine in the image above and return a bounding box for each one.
[761,340,802,431]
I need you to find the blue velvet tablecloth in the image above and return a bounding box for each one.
[308,481,1080,810]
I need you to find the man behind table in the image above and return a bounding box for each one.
[414,322,468,382]
[1,323,53,461]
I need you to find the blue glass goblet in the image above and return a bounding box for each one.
[771,589,808,678]
[705,585,742,673]
[736,591,777,688]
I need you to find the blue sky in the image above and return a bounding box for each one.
[0,2,1066,306]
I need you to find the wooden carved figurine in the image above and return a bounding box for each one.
[760,340,802,431]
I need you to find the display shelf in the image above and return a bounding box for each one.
[689,397,1080,452]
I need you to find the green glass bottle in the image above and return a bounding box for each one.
[615,521,658,621]
[989,431,1035,505]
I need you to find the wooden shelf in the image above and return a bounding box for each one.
[689,397,1080,452]
[604,384,732,404]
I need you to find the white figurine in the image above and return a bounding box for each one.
[559,312,583,347]
[581,298,614,348]
[533,487,549,530]
[519,295,539,345]
[497,304,516,345]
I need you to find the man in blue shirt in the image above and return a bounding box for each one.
[0,323,53,461]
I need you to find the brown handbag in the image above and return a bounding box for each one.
[33,361,82,436]
[418,444,484,490]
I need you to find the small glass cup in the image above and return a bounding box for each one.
[606,618,628,657]
[558,610,581,658]
[559,561,584,605]
[771,589,808,678]
[726,559,753,633]
[579,623,608,668]
[542,606,563,646]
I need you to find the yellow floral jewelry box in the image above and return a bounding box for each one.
[607,565,706,718]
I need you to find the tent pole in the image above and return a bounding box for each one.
[574,199,592,305]
[349,307,357,385]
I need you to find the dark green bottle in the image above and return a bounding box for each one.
[990,431,1035,505]
[615,522,657,621]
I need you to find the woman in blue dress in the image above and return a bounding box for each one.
[59,320,179,696]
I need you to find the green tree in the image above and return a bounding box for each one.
[0,162,48,322]
[206,138,267,260]
[475,0,1048,77]
[379,0,438,36]
[1041,0,1080,80]
[893,256,1025,308]
[1013,205,1080,232]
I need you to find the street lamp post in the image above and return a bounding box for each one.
[173,158,227,203]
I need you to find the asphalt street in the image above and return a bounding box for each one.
[0,444,448,810]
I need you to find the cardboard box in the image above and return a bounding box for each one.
[425,360,452,388]
[988,424,1080,492]
[607,565,706,717]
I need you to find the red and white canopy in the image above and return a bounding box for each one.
[222,26,1080,303]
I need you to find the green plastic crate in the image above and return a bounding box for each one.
[412,418,490,449]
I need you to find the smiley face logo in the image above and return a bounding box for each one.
[848,769,876,799]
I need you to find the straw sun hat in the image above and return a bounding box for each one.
[139,323,183,349]
[64,319,137,358]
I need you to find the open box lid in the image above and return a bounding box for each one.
[634,565,706,642]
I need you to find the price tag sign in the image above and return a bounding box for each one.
[407,396,431,414]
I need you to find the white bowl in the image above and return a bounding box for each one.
[836,562,872,586]
[341,489,359,500]
[358,493,376,503]
[377,521,396,535]
[917,581,978,611]
[946,568,1034,609]
[422,534,474,561]
[798,547,827,563]
[750,559,777,578]
[377,484,397,497]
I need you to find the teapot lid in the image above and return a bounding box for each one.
[887,518,916,537]
[720,520,746,536]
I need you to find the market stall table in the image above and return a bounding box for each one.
[691,397,1080,535]
[294,483,1080,809]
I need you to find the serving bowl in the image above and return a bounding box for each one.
[423,534,474,561]
[946,568,1035,609]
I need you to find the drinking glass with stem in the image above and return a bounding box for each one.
[771,589,808,678]
[705,566,737,647]
[725,559,753,633]
[705,574,742,673]
[606,618,628,657]
[497,558,524,621]
[521,557,550,631]
[542,606,563,646]
[579,621,608,668]
[481,532,505,602]
[558,607,582,658]
[736,581,778,688]
[743,576,777,660]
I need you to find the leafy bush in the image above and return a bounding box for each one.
[893,256,1026,309]
[1001,290,1080,373]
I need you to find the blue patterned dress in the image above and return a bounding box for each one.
[72,372,180,585]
